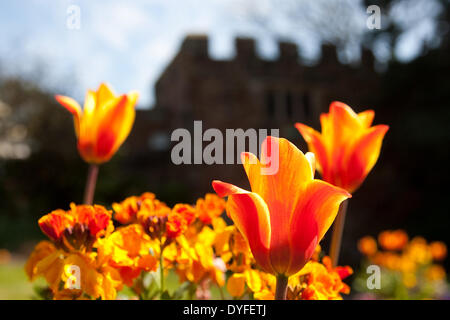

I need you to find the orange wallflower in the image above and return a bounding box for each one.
[96,224,157,286]
[196,194,226,224]
[166,204,197,238]
[112,192,157,224]
[25,241,122,300]
[358,236,378,256]
[425,265,446,281]
[296,101,389,193]
[55,83,138,164]
[213,136,350,276]
[378,230,409,251]
[295,256,353,300]
[38,203,112,250]
[429,241,447,261]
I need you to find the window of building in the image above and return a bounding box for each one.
[286,91,293,118]
[302,93,310,118]
[266,90,275,118]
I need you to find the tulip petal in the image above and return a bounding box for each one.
[329,101,362,146]
[94,94,137,162]
[83,90,97,117]
[241,137,314,274]
[287,180,351,275]
[305,152,316,177]
[55,95,82,137]
[330,101,361,129]
[295,123,328,176]
[301,180,351,241]
[96,83,116,108]
[344,124,389,192]
[212,180,273,274]
[358,110,375,128]
[78,90,99,159]
[116,92,138,145]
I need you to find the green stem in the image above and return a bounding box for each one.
[329,200,349,267]
[217,282,225,300]
[83,164,99,205]
[159,244,165,298]
[275,274,288,300]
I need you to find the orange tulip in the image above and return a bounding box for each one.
[55,83,138,164]
[212,137,350,276]
[295,101,389,193]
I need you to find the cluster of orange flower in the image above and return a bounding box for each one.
[25,191,354,300]
[356,230,448,299]
[25,193,221,299]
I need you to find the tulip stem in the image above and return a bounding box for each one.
[329,200,349,267]
[275,274,288,300]
[83,164,99,205]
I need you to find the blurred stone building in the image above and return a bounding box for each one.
[127,34,380,201]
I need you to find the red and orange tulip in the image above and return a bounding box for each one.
[295,101,389,193]
[55,83,138,164]
[212,137,351,277]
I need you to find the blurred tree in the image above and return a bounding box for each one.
[241,0,449,63]
[0,76,83,251]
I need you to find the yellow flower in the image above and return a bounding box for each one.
[25,240,122,300]
[214,225,254,273]
[254,289,275,300]
[292,256,352,300]
[402,272,417,288]
[227,273,246,298]
[405,237,432,265]
[244,269,263,293]
[96,224,157,286]
[25,241,57,281]
[425,265,446,281]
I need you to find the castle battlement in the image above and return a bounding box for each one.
[177,34,375,69]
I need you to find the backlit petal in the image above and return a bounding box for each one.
[93,94,136,162]
[287,180,350,275]
[329,101,361,146]
[357,110,375,128]
[96,83,116,108]
[241,137,314,274]
[344,124,389,192]
[79,90,98,158]
[55,95,82,137]
[295,123,328,178]
[212,180,273,274]
[305,152,316,177]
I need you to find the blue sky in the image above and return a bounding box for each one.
[0,0,442,108]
